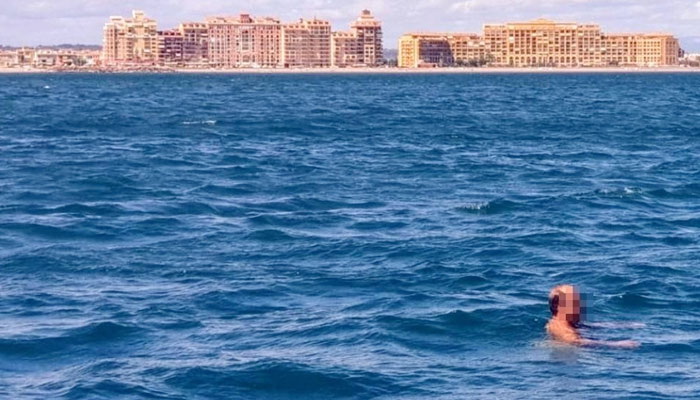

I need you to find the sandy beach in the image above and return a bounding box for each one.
[0,67,45,73]
[2,66,700,74]
[177,66,700,74]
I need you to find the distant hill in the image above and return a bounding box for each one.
[0,44,101,51]
[384,49,397,61]
[680,37,700,53]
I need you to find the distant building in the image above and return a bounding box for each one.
[157,30,184,66]
[331,31,360,67]
[282,18,332,68]
[97,9,387,69]
[483,19,604,67]
[179,22,209,66]
[399,19,681,68]
[0,50,16,67]
[16,48,37,66]
[332,10,383,67]
[0,48,100,69]
[156,22,209,67]
[207,14,282,68]
[399,33,488,68]
[102,10,158,65]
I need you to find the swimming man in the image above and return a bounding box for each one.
[546,285,640,348]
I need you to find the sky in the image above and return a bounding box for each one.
[1,0,699,51]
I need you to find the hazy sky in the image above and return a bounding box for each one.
[1,0,699,50]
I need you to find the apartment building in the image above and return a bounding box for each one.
[155,22,210,67]
[33,49,100,68]
[99,9,385,69]
[399,33,454,67]
[331,31,361,67]
[180,23,209,66]
[157,30,184,65]
[0,50,17,67]
[332,10,383,67]
[16,48,37,66]
[281,18,331,68]
[1,48,101,68]
[207,14,282,68]
[102,10,158,65]
[399,33,491,68]
[635,34,680,66]
[450,34,491,65]
[483,19,603,67]
[399,18,681,68]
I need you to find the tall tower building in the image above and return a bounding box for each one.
[102,10,158,65]
[350,10,383,66]
[332,10,383,67]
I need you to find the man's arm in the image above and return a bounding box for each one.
[584,322,646,329]
[578,338,640,349]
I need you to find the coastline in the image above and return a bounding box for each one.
[175,67,700,74]
[3,66,700,74]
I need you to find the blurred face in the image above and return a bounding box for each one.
[559,286,582,324]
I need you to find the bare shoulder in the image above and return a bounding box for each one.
[547,320,581,344]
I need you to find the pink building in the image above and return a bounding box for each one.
[281,18,332,68]
[207,14,282,68]
[180,22,209,66]
[157,30,184,65]
[332,10,384,67]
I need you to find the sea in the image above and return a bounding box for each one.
[0,72,699,399]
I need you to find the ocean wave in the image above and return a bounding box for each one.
[193,183,255,196]
[65,379,173,400]
[451,274,490,287]
[0,322,140,358]
[245,228,297,242]
[163,361,407,398]
[644,342,700,354]
[181,120,217,125]
[0,222,118,241]
[455,199,520,215]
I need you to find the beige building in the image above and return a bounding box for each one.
[16,48,37,66]
[485,19,605,67]
[332,10,383,67]
[399,33,489,68]
[102,10,158,65]
[488,20,587,67]
[282,18,331,68]
[207,14,282,68]
[601,33,681,66]
[633,34,680,66]
[0,50,17,67]
[0,48,101,69]
[399,18,681,68]
[33,49,100,68]
[399,33,454,68]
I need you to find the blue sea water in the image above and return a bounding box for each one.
[0,72,699,399]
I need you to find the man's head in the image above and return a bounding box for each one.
[549,285,583,324]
